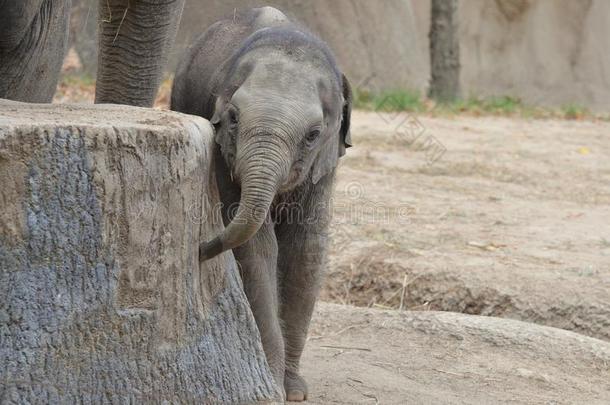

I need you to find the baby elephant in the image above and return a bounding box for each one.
[171,7,352,401]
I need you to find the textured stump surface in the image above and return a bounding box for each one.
[0,100,279,403]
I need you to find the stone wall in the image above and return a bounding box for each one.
[411,0,610,110]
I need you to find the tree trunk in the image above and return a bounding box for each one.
[428,0,460,102]
[95,0,185,106]
[0,100,281,403]
[0,0,72,102]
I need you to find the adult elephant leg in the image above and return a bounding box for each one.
[0,0,71,102]
[95,0,185,106]
[276,172,335,402]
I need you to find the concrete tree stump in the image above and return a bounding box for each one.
[0,100,280,403]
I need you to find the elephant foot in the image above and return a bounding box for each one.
[285,369,308,402]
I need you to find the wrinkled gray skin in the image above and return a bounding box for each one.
[95,0,185,106]
[0,0,184,107]
[171,7,352,401]
[0,0,72,102]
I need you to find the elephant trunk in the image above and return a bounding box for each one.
[95,0,185,107]
[199,139,287,261]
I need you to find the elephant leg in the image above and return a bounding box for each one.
[233,218,285,392]
[95,0,185,106]
[0,0,71,102]
[276,175,334,402]
[276,220,328,401]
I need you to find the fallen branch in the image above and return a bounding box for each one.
[320,345,372,352]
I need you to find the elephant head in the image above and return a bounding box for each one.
[199,28,352,261]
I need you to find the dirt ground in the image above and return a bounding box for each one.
[322,111,610,342]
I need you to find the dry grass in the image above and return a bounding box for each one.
[322,248,412,310]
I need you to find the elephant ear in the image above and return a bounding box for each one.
[210,96,225,126]
[311,73,353,184]
[339,73,353,157]
[210,95,235,163]
[209,59,254,125]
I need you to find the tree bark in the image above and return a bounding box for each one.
[0,100,281,403]
[428,0,460,102]
[95,0,185,106]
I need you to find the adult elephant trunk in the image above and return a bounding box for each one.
[95,0,185,106]
[200,139,288,261]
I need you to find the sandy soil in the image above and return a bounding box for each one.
[322,111,610,341]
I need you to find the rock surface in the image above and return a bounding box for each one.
[173,0,610,110]
[172,0,428,93]
[0,101,279,403]
[304,302,610,404]
[69,0,610,110]
[412,0,610,110]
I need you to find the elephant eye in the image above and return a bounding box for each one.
[227,107,239,129]
[306,128,321,144]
